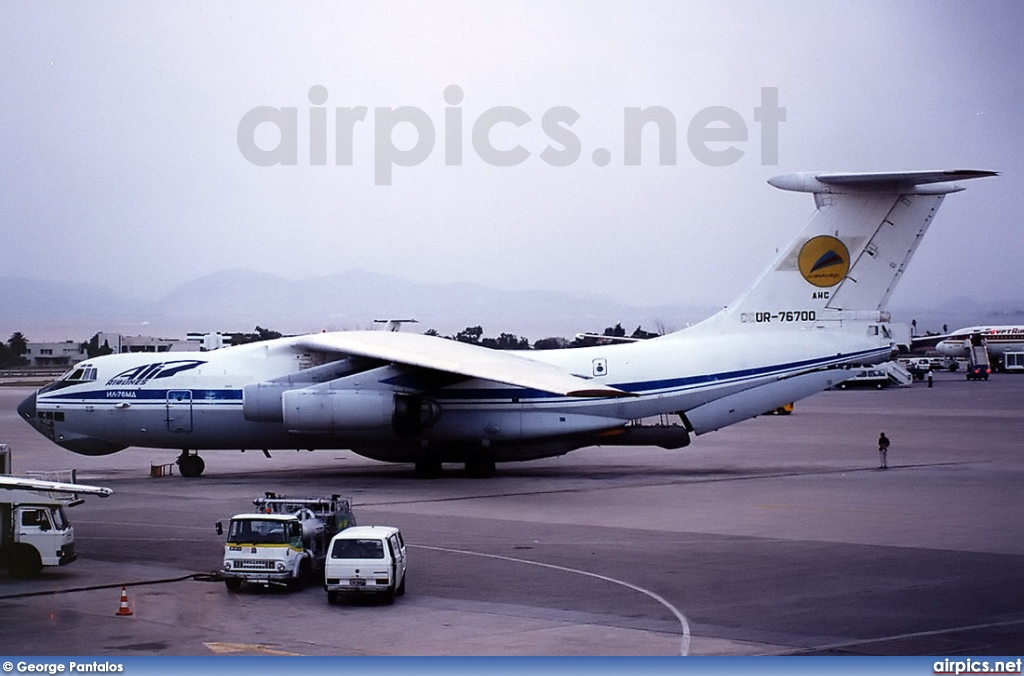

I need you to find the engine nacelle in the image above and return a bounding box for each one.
[283,389,395,432]
[243,383,290,423]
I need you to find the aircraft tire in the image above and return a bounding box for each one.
[465,459,496,478]
[414,460,442,479]
[178,453,205,478]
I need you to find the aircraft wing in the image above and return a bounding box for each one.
[295,331,632,398]
[910,333,954,351]
[0,475,113,497]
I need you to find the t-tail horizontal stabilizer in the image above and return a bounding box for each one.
[696,169,996,330]
[768,169,998,196]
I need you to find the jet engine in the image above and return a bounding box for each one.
[280,388,440,434]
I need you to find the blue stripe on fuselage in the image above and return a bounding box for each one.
[40,389,244,403]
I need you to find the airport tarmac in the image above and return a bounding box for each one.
[0,370,1022,656]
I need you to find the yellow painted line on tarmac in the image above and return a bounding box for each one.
[204,642,300,656]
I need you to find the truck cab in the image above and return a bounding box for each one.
[222,513,310,589]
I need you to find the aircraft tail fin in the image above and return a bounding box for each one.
[691,170,996,333]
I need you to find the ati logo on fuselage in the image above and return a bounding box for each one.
[105,360,204,387]
[798,235,850,288]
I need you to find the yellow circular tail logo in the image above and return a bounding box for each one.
[798,236,850,287]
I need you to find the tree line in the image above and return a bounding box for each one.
[1,323,663,369]
[0,333,28,368]
[426,322,661,349]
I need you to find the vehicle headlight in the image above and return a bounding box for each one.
[223,562,232,571]
[276,562,286,572]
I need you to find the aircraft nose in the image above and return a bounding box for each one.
[17,391,37,422]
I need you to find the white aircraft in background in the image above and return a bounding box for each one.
[18,170,995,478]
[932,326,1024,364]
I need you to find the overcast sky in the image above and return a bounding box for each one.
[2,1,1022,317]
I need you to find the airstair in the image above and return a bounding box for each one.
[837,361,913,389]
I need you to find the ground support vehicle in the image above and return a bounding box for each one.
[219,493,355,591]
[1,489,77,577]
[966,343,991,381]
[1004,351,1024,372]
[835,362,913,389]
[325,525,407,604]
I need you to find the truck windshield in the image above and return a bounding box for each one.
[50,507,69,530]
[331,538,384,559]
[227,519,289,545]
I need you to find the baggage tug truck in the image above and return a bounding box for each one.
[218,493,355,591]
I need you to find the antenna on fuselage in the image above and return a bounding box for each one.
[373,319,419,332]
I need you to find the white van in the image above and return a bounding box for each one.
[324,525,406,604]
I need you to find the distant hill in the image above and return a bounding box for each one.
[3,270,1018,343]
[0,270,713,342]
[0,277,148,319]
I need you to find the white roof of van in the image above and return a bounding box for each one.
[330,525,399,539]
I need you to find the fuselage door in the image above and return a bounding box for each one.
[166,390,194,433]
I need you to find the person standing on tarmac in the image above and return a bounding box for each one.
[878,432,891,469]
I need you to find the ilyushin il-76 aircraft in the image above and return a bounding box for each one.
[18,170,995,478]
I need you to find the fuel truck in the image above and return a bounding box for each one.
[217,492,355,590]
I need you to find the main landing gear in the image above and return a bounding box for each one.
[176,450,206,478]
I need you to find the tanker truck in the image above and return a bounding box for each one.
[217,492,355,591]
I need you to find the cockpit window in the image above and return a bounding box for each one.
[40,364,98,393]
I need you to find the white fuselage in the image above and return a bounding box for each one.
[25,319,890,463]
[935,326,1024,359]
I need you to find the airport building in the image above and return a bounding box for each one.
[21,341,87,368]
[94,332,197,355]
[22,332,219,368]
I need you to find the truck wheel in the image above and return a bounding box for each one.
[383,585,395,605]
[327,590,339,605]
[396,574,406,597]
[287,559,311,591]
[9,546,43,578]
[224,578,243,592]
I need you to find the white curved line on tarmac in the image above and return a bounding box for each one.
[412,544,691,656]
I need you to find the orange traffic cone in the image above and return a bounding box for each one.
[115,586,133,616]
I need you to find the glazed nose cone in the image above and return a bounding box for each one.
[17,391,37,424]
